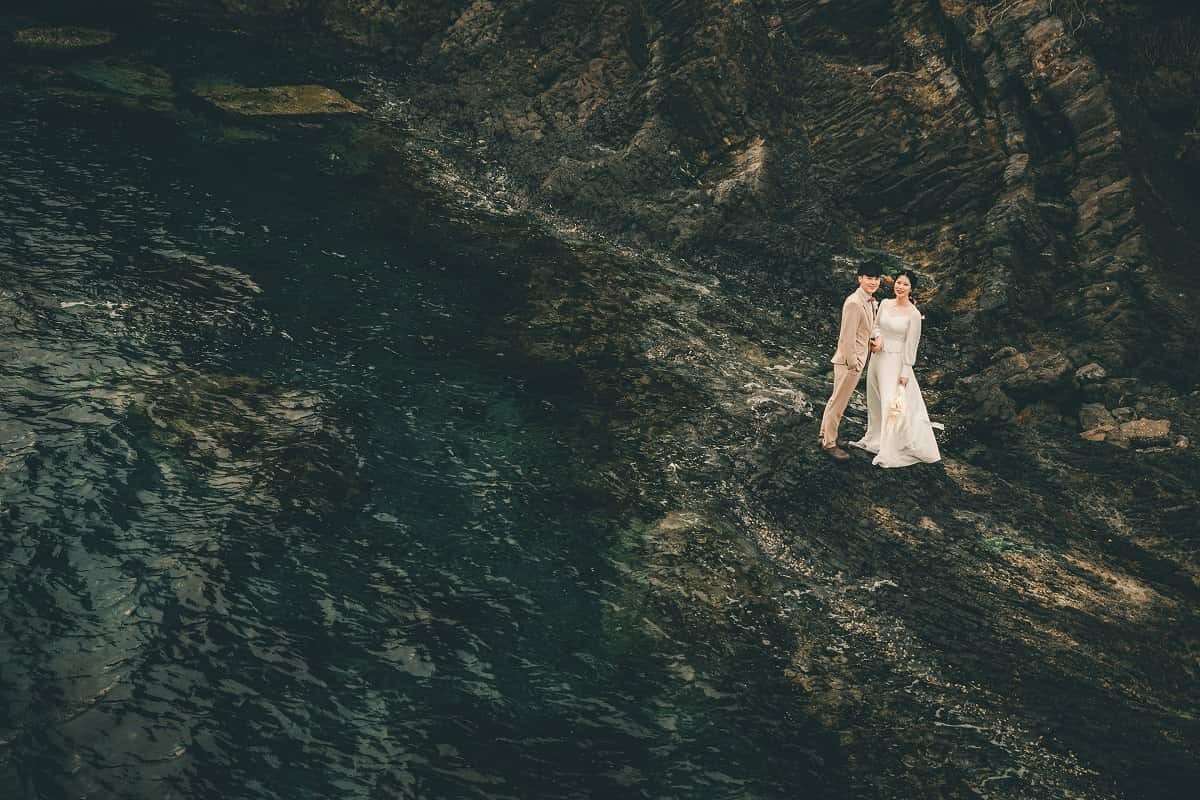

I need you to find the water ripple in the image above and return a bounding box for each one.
[0,51,838,800]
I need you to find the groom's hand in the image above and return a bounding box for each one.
[870,338,882,353]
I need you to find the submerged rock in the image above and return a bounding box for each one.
[65,58,177,112]
[13,27,116,50]
[68,58,173,99]
[193,84,366,116]
[605,509,772,636]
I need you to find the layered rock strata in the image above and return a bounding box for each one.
[228,0,1199,426]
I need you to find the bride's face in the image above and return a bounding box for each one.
[893,275,911,300]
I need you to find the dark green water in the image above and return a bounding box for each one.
[0,13,836,799]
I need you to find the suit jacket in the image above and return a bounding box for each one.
[831,289,879,372]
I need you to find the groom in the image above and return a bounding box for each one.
[818,262,882,460]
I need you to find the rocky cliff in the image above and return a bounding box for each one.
[207,0,1200,429]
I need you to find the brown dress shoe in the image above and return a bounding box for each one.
[822,444,850,461]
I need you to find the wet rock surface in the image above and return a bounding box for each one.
[516,225,1200,799]
[252,0,1200,423]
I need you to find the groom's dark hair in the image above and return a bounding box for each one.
[856,259,883,277]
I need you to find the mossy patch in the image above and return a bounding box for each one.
[214,125,277,144]
[981,534,1041,555]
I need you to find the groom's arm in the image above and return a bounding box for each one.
[870,303,882,352]
[837,298,865,370]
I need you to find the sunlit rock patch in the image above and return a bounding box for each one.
[866,506,925,547]
[940,457,994,496]
[13,27,116,50]
[1059,553,1171,617]
[193,84,366,116]
[965,527,1174,626]
[1080,417,1174,448]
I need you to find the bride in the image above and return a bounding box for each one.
[850,270,941,467]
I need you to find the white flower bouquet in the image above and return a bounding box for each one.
[885,391,906,431]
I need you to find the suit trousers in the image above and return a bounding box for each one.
[819,362,862,447]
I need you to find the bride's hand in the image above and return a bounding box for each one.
[897,377,909,387]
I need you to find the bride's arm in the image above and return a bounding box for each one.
[900,309,921,385]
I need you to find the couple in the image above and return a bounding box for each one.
[818,262,941,467]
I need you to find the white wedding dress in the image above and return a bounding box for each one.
[850,299,941,467]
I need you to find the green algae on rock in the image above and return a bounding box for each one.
[65,58,177,112]
[212,125,277,144]
[193,84,366,116]
[13,27,116,50]
[68,59,173,99]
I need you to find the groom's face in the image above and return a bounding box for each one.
[858,274,881,295]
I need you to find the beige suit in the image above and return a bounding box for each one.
[819,289,878,448]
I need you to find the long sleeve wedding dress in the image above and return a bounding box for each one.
[850,299,941,467]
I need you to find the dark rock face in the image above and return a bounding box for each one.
[240,0,1200,421]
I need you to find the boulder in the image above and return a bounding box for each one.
[963,347,1076,424]
[1000,350,1073,393]
[971,383,1017,423]
[1081,418,1171,447]
[1118,418,1171,446]
[1075,362,1107,383]
[971,349,1074,404]
[1084,377,1139,407]
[1111,406,1136,423]
[1079,425,1115,442]
[1080,282,1122,310]
[1078,403,1114,431]
[990,346,1020,362]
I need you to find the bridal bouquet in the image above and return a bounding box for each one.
[885,392,906,431]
